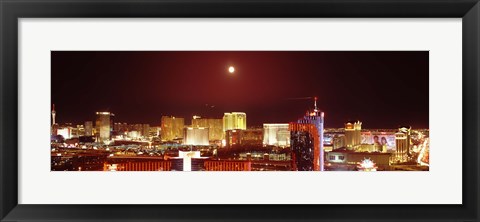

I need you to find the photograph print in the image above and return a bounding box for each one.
[51,51,429,172]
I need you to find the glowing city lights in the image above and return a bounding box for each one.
[50,51,429,173]
[50,98,429,172]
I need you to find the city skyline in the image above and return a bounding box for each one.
[51,51,429,172]
[52,51,429,129]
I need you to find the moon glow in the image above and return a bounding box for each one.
[228,66,235,74]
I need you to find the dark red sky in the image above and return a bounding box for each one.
[51,51,428,129]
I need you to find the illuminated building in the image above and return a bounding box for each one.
[263,123,290,147]
[290,127,316,171]
[326,150,391,171]
[161,116,185,142]
[130,124,142,136]
[114,122,128,134]
[226,130,239,147]
[223,112,247,132]
[95,112,114,143]
[395,126,411,162]
[57,127,73,139]
[72,125,85,137]
[356,144,376,152]
[289,97,324,171]
[109,114,115,134]
[127,131,140,139]
[324,134,333,145]
[399,126,412,150]
[324,133,344,152]
[112,123,150,138]
[51,104,56,126]
[51,104,58,135]
[183,127,209,146]
[52,123,60,136]
[192,116,223,141]
[240,129,263,146]
[84,121,93,136]
[344,120,362,150]
[225,128,263,148]
[395,132,408,162]
[170,151,207,171]
[104,161,171,171]
[333,134,345,150]
[149,126,161,137]
[204,160,251,171]
[103,157,252,171]
[142,124,150,138]
[104,156,171,171]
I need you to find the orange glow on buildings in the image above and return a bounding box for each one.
[289,123,321,171]
[103,161,172,171]
[204,160,251,171]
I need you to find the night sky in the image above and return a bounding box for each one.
[51,51,428,129]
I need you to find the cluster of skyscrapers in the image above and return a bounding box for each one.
[51,98,429,171]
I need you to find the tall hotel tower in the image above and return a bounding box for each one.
[161,116,185,142]
[223,112,247,131]
[345,120,362,150]
[95,112,114,143]
[51,104,56,126]
[395,126,411,162]
[289,97,325,171]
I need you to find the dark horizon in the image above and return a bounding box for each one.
[51,51,429,129]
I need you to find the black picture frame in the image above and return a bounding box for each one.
[1,0,479,221]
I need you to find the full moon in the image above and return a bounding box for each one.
[228,66,235,74]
